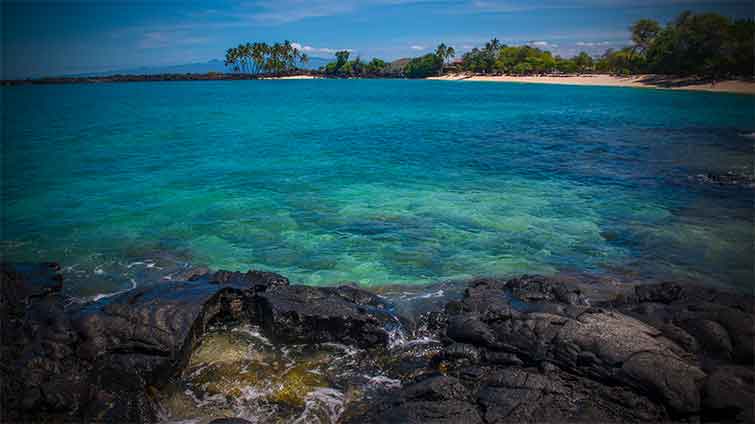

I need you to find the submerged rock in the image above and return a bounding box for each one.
[269,364,330,407]
[691,171,755,188]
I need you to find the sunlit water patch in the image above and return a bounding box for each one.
[2,80,753,295]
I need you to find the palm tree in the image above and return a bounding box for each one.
[435,43,447,60]
[284,40,307,72]
[282,40,294,72]
[352,56,364,74]
[270,42,283,74]
[224,47,240,72]
[446,46,456,63]
[435,43,457,75]
[435,44,447,75]
[335,50,350,69]
[485,38,501,52]
[481,38,501,73]
[243,43,254,73]
[235,44,249,73]
[630,18,661,59]
[250,42,267,75]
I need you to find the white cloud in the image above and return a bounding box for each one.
[137,31,209,49]
[291,42,352,55]
[576,41,612,47]
[242,0,443,25]
[528,40,559,48]
[410,45,426,50]
[469,0,537,13]
[468,0,750,13]
[249,0,355,24]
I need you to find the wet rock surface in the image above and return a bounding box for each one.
[254,284,396,347]
[2,265,753,423]
[345,276,754,424]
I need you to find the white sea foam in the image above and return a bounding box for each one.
[237,385,269,401]
[406,336,440,346]
[403,289,445,301]
[231,324,272,345]
[365,375,402,389]
[387,325,408,349]
[320,342,361,356]
[292,388,345,424]
[90,278,137,302]
[63,264,79,272]
[194,392,227,409]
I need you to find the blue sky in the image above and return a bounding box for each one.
[2,0,751,78]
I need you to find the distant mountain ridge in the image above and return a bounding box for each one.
[66,57,332,77]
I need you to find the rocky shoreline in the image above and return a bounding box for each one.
[1,263,752,423]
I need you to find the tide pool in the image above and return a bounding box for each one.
[2,79,753,296]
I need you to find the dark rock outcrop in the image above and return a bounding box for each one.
[253,284,397,348]
[1,264,396,423]
[208,418,254,424]
[1,263,87,422]
[2,267,753,423]
[343,375,483,424]
[349,275,753,423]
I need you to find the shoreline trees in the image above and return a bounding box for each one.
[320,43,455,78]
[224,41,308,75]
[228,11,752,79]
[322,50,399,77]
[457,11,752,77]
[435,44,456,64]
[404,53,444,78]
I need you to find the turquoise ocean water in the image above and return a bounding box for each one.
[2,80,753,297]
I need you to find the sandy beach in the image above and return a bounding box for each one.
[427,73,755,95]
[261,74,320,80]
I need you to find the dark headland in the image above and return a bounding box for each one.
[0,72,321,86]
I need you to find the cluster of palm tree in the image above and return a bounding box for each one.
[224,41,309,75]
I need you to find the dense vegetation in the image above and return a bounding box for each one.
[224,41,309,75]
[617,12,753,76]
[319,44,455,78]
[229,11,752,79]
[321,50,401,77]
[459,11,753,77]
[321,51,394,77]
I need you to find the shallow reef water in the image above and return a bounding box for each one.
[2,80,753,295]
